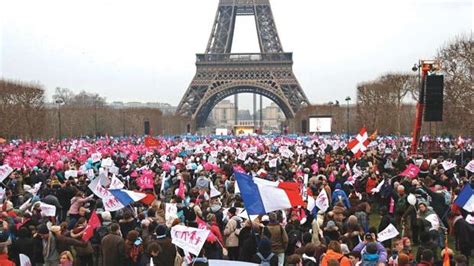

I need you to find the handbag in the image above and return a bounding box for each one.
[174,247,183,266]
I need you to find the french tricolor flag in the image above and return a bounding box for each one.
[454,185,474,212]
[109,189,147,206]
[234,172,304,215]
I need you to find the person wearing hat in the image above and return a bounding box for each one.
[223,207,242,260]
[323,220,340,243]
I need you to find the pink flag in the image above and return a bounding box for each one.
[311,163,319,174]
[137,170,154,189]
[329,172,335,183]
[400,164,420,179]
[177,178,185,200]
[196,216,217,242]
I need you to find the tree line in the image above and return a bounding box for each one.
[356,34,472,136]
[0,85,167,139]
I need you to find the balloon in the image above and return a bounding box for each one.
[407,193,417,206]
[87,158,93,164]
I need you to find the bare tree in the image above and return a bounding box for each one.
[52,87,75,104]
[378,73,417,134]
[0,79,46,139]
[436,34,473,135]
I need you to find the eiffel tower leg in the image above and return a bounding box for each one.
[234,94,238,125]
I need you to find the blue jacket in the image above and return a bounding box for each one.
[332,189,351,208]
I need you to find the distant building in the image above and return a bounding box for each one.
[209,101,285,132]
[108,101,177,115]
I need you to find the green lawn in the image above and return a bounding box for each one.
[368,213,457,258]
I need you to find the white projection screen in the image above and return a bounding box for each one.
[309,117,332,133]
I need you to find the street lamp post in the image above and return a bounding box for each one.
[55,99,64,139]
[345,97,351,135]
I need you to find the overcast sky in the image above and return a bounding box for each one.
[0,0,472,111]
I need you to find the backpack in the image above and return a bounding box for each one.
[128,241,143,263]
[256,252,274,266]
[361,261,378,266]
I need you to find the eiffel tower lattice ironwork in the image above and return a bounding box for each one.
[176,0,310,128]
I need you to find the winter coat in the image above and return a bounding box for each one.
[267,223,289,254]
[0,254,14,266]
[320,250,351,266]
[353,241,388,263]
[223,216,241,247]
[55,233,88,255]
[332,189,351,208]
[311,219,321,246]
[154,237,176,266]
[10,236,35,266]
[101,232,126,266]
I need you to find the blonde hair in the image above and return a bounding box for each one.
[60,251,74,262]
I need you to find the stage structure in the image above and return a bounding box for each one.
[176,0,310,128]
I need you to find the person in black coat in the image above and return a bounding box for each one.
[138,241,161,266]
[9,227,35,266]
[451,214,474,265]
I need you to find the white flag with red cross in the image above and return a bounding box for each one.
[347,127,370,158]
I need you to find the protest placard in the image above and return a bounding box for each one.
[377,223,399,242]
[0,164,13,183]
[171,225,210,256]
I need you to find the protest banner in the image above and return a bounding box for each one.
[0,164,13,183]
[377,223,399,242]
[39,202,56,217]
[171,225,210,256]
[165,203,178,222]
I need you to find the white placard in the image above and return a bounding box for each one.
[0,164,13,182]
[39,202,56,217]
[442,161,456,171]
[101,158,114,168]
[281,149,294,158]
[109,165,119,175]
[377,223,399,242]
[109,175,125,189]
[87,169,95,180]
[20,253,32,266]
[165,203,178,222]
[171,225,210,256]
[269,158,277,168]
[466,160,474,173]
[315,189,329,213]
[237,152,247,161]
[65,170,78,179]
[91,153,102,163]
[466,214,474,225]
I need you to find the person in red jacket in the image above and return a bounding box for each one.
[0,228,15,266]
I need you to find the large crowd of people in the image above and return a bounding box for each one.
[0,134,472,266]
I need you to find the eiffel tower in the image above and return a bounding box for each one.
[176,0,310,128]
